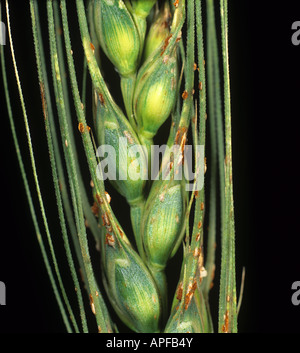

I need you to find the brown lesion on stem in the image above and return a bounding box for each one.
[105,233,115,248]
[95,194,104,205]
[78,122,91,134]
[222,310,229,333]
[175,127,187,153]
[78,122,85,133]
[184,279,197,310]
[182,90,188,100]
[98,92,105,106]
[193,247,200,258]
[102,212,110,227]
[91,201,99,217]
[116,225,124,239]
[175,34,182,43]
[89,294,96,315]
[161,34,172,56]
[176,281,183,301]
[90,42,95,53]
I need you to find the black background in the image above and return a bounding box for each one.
[0,0,300,334]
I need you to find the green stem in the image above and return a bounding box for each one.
[120,73,137,127]
[87,0,101,68]
[53,0,101,248]
[218,0,237,333]
[129,199,146,261]
[6,0,76,332]
[60,0,114,333]
[195,0,213,333]
[1,1,72,333]
[32,0,89,333]
[204,0,223,301]
[132,13,147,62]
[148,264,168,324]
[46,0,90,332]
[52,0,87,273]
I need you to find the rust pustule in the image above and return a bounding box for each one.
[101,214,106,227]
[184,279,197,310]
[174,128,187,167]
[105,191,111,204]
[222,310,229,333]
[175,127,187,149]
[91,202,99,217]
[193,247,200,258]
[182,90,188,100]
[103,212,110,227]
[105,233,115,247]
[95,194,104,205]
[89,294,96,315]
[78,122,85,133]
[99,92,105,106]
[173,0,179,8]
[176,282,183,301]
